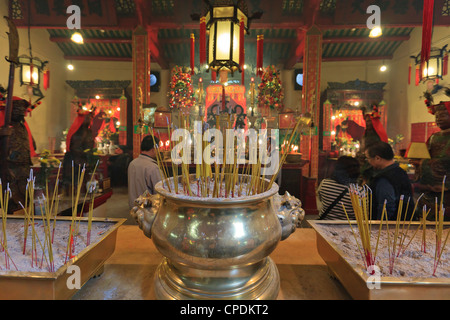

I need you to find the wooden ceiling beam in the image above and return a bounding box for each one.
[50,37,132,44]
[147,28,169,69]
[64,55,132,62]
[322,55,393,62]
[284,29,306,70]
[284,0,321,70]
[322,35,410,44]
[159,35,410,44]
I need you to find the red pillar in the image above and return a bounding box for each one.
[132,26,151,158]
[301,26,322,179]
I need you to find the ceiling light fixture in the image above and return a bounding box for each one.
[369,26,382,38]
[71,32,84,44]
[411,45,448,83]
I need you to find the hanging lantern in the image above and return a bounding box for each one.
[411,45,448,83]
[204,0,249,78]
[18,55,47,87]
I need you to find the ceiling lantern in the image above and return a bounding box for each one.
[204,0,249,80]
[411,45,448,83]
[18,55,47,87]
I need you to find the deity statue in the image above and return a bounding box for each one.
[415,101,450,220]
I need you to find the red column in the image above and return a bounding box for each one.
[132,26,151,158]
[300,26,322,179]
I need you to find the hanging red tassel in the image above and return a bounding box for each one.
[200,17,206,66]
[190,33,195,75]
[408,63,411,85]
[420,0,435,65]
[443,52,448,76]
[257,35,264,77]
[212,69,217,82]
[415,65,420,86]
[43,69,50,90]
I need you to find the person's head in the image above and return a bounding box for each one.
[331,156,360,185]
[434,102,450,130]
[365,141,394,170]
[141,135,159,158]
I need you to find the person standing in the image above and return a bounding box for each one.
[128,135,162,209]
[365,141,414,220]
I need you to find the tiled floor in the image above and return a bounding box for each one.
[100,186,137,225]
[75,186,350,300]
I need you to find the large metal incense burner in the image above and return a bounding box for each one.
[131,174,304,300]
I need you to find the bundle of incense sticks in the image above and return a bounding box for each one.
[0,159,100,273]
[342,184,383,270]
[151,113,308,199]
[433,176,449,276]
[0,179,17,271]
[343,176,450,276]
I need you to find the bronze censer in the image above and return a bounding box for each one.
[131,175,304,300]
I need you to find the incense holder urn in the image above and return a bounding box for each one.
[130,175,304,300]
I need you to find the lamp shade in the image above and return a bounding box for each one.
[205,2,248,75]
[405,142,431,159]
[18,56,45,87]
[411,45,448,82]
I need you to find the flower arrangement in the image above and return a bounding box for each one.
[36,150,61,187]
[167,66,196,113]
[83,148,101,175]
[257,65,284,110]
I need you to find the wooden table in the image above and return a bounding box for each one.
[72,226,351,300]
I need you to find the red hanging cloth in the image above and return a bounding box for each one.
[199,17,206,66]
[420,0,435,65]
[211,70,217,82]
[257,35,264,77]
[190,33,195,76]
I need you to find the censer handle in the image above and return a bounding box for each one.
[275,192,305,241]
[130,192,161,239]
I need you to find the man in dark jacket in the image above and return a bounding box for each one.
[365,141,414,220]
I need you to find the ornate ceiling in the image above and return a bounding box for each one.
[9,0,450,70]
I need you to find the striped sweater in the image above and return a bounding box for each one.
[317,178,356,220]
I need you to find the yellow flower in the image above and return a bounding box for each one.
[49,157,60,164]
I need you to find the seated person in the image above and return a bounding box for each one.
[365,141,414,220]
[317,156,360,220]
